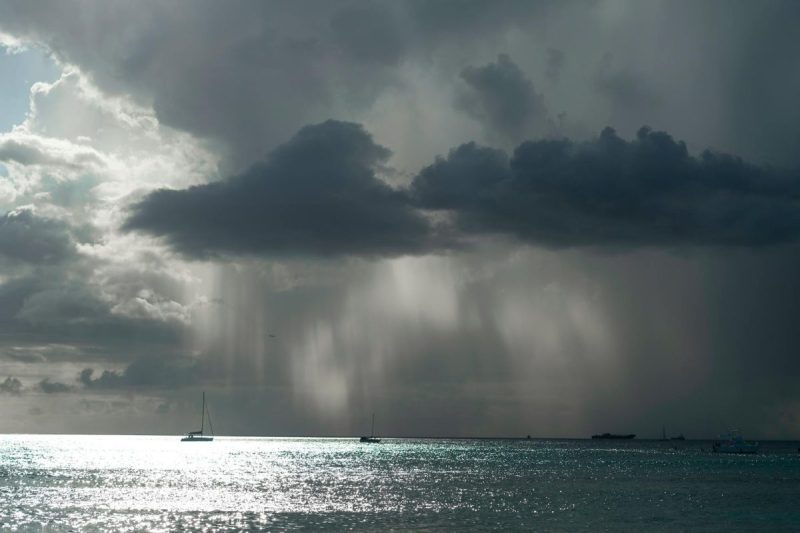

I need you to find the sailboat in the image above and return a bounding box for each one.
[181,391,214,442]
[359,413,380,443]
[661,426,685,441]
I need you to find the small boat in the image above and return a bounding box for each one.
[359,413,380,443]
[591,433,635,439]
[712,431,758,454]
[662,426,685,441]
[181,391,214,442]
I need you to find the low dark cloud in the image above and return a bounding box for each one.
[0,376,22,395]
[457,54,549,143]
[125,120,437,258]
[0,209,75,265]
[413,126,800,247]
[0,272,188,367]
[79,356,199,390]
[129,121,800,257]
[38,378,72,393]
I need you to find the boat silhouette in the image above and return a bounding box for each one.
[661,426,685,441]
[360,413,380,443]
[591,433,635,439]
[181,391,214,442]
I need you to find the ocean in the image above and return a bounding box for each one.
[1,435,799,531]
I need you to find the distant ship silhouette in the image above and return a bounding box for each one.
[591,433,635,439]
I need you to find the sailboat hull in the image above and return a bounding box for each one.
[181,436,213,442]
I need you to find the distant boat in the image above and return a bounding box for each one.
[662,426,685,441]
[591,433,635,439]
[181,391,214,442]
[712,431,758,454]
[360,413,380,443]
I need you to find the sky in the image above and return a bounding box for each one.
[0,0,799,439]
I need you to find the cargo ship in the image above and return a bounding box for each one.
[591,433,635,439]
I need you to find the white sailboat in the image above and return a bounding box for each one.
[181,391,214,442]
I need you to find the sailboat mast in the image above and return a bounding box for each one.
[371,412,375,438]
[201,392,205,434]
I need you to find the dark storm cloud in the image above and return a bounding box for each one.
[125,120,437,258]
[2,0,800,439]
[38,378,72,393]
[0,376,22,395]
[413,126,800,247]
[0,206,190,365]
[0,209,75,265]
[0,271,187,365]
[129,121,800,257]
[0,1,558,169]
[79,356,199,390]
[3,1,800,171]
[0,1,371,168]
[457,54,549,143]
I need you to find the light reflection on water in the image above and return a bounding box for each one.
[1,436,799,531]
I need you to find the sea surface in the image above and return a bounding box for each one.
[1,435,799,531]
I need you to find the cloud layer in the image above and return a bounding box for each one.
[457,54,550,144]
[414,126,800,247]
[0,208,76,264]
[126,120,436,258]
[1,1,800,438]
[129,122,800,257]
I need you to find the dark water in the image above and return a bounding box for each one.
[1,435,799,531]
